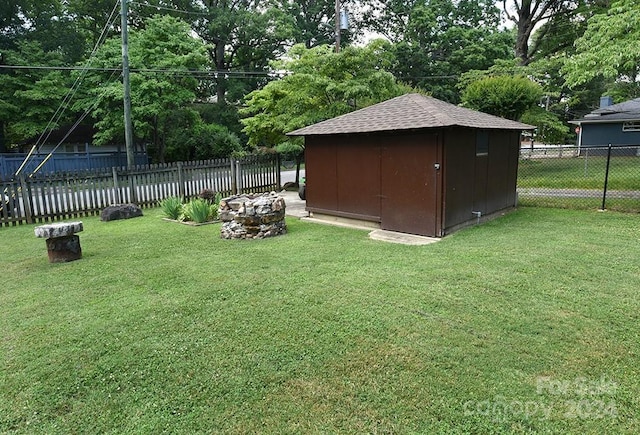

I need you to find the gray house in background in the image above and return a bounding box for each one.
[570,96,640,155]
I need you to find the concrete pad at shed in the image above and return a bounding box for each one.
[368,229,440,246]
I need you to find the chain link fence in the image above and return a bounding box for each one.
[517,145,640,213]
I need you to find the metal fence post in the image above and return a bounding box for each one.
[600,143,612,211]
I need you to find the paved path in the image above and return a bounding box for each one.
[281,169,305,185]
[279,190,308,218]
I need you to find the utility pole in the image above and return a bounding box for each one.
[120,0,134,168]
[335,0,340,53]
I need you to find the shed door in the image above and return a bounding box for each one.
[380,134,441,237]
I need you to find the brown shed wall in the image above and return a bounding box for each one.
[380,132,441,236]
[305,127,520,237]
[305,131,442,236]
[486,131,519,212]
[305,135,381,221]
[442,129,476,228]
[442,129,519,233]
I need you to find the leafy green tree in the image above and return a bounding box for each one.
[287,0,341,49]
[364,0,514,102]
[562,0,640,98]
[461,75,542,120]
[241,41,411,184]
[0,41,75,150]
[66,0,121,49]
[241,41,410,148]
[83,15,209,162]
[193,0,295,103]
[520,106,571,144]
[502,1,609,65]
[187,123,242,160]
[0,0,107,151]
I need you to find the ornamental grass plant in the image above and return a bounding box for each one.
[158,196,183,220]
[181,198,217,223]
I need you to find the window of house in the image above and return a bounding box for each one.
[622,122,640,132]
[476,131,489,156]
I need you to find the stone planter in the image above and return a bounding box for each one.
[219,192,286,239]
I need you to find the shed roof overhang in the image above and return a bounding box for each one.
[287,93,535,137]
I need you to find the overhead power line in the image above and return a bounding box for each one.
[0,64,288,77]
[0,64,460,81]
[129,1,211,16]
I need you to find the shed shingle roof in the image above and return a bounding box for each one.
[287,93,534,136]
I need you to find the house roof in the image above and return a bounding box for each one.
[287,93,534,136]
[571,98,640,124]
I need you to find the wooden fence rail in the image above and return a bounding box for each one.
[0,155,281,227]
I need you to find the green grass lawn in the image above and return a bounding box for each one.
[1,209,639,433]
[518,155,639,190]
[517,196,640,214]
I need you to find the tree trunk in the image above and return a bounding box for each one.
[516,19,532,65]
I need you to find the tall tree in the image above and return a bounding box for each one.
[368,0,514,102]
[83,15,209,162]
[562,0,640,99]
[287,0,340,49]
[66,0,121,49]
[193,0,295,103]
[0,43,75,151]
[241,41,411,148]
[503,0,610,65]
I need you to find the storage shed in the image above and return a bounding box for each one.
[288,93,533,237]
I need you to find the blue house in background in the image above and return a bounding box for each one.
[570,96,640,156]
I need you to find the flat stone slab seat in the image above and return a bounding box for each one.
[34,221,83,263]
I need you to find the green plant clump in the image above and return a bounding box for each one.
[158,196,183,220]
[182,198,216,223]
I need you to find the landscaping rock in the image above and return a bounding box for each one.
[100,204,143,222]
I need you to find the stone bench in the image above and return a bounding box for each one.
[34,221,83,263]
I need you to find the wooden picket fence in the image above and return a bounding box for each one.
[0,154,281,226]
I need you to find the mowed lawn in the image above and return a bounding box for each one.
[518,155,639,190]
[1,208,639,433]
